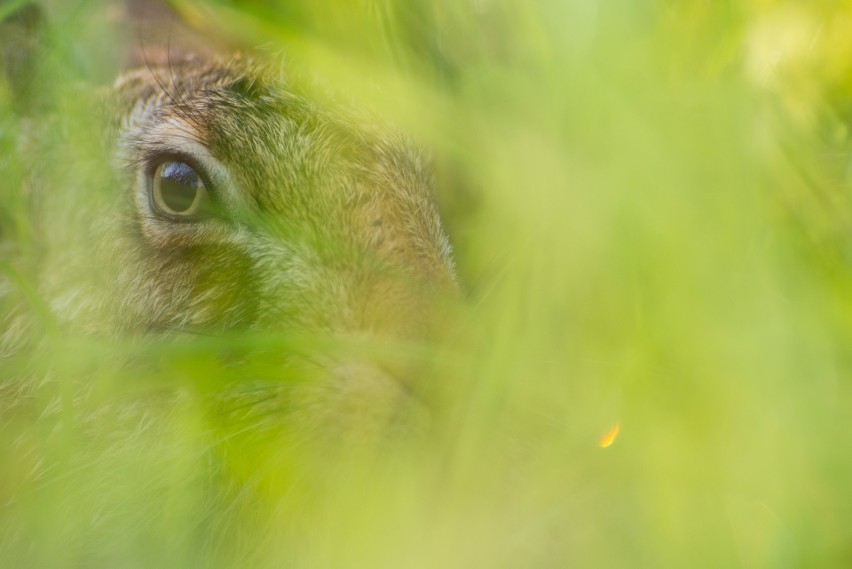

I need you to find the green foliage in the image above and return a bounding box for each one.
[3,0,852,567]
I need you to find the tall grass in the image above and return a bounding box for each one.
[2,0,852,567]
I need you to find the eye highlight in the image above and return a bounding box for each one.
[150,160,210,218]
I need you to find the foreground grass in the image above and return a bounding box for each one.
[2,1,852,567]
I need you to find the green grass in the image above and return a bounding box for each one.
[3,0,852,567]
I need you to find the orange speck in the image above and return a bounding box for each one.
[599,421,621,448]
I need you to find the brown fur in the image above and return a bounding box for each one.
[1,48,458,440]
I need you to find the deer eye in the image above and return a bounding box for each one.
[150,160,210,218]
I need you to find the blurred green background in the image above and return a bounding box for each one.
[3,0,852,567]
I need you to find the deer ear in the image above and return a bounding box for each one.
[1,3,48,114]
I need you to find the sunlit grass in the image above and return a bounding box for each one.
[2,0,852,567]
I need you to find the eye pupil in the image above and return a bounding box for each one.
[152,161,207,217]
